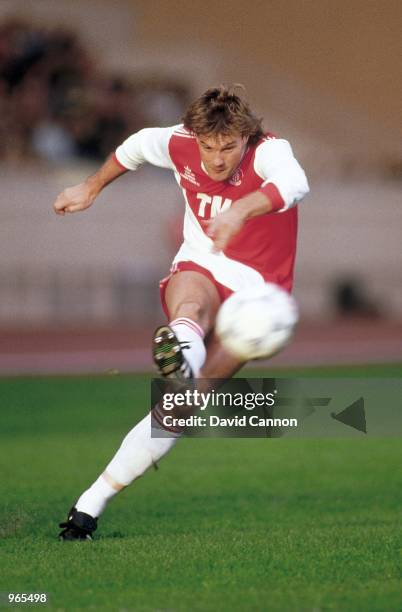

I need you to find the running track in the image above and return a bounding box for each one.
[1,319,401,376]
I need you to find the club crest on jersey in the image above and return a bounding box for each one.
[181,165,200,187]
[229,168,243,186]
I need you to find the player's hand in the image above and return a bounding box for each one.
[205,208,246,252]
[53,181,98,216]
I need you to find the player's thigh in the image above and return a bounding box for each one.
[165,270,221,332]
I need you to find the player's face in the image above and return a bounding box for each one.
[196,133,248,181]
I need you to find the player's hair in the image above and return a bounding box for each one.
[182,85,264,144]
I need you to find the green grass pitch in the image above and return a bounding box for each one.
[1,365,401,611]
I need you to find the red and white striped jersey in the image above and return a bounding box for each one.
[114,125,309,291]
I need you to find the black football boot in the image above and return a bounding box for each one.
[58,507,97,541]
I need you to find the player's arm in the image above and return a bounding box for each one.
[207,138,309,251]
[53,155,127,215]
[206,191,272,251]
[53,126,176,216]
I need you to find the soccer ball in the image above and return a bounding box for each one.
[215,282,298,360]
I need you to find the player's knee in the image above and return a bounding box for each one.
[172,300,209,327]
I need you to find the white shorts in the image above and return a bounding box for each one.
[159,242,265,318]
[173,242,265,292]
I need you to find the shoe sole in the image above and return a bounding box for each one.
[59,531,93,541]
[152,325,185,377]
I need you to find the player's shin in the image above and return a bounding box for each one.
[74,474,120,518]
[169,317,206,376]
[75,412,179,518]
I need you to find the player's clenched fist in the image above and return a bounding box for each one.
[206,208,245,252]
[53,155,127,215]
[53,182,97,216]
[206,191,273,252]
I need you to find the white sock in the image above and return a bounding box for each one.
[75,474,117,518]
[75,413,179,517]
[106,412,178,484]
[74,318,205,519]
[170,317,206,376]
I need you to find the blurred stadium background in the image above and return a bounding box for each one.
[1,0,401,375]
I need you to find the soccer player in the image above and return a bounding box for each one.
[54,85,309,540]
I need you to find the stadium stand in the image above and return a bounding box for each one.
[0,18,188,162]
